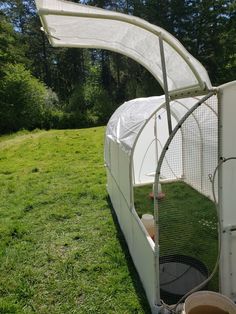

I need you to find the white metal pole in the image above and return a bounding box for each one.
[159,36,172,135]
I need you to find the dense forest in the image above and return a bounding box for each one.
[0,0,235,134]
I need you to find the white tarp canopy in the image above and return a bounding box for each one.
[105,95,218,195]
[36,0,212,97]
[105,95,165,154]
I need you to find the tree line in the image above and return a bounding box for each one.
[0,0,235,134]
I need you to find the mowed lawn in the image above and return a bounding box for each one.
[0,128,151,314]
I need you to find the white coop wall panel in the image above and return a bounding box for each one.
[119,196,133,246]
[201,99,218,198]
[218,81,236,301]
[220,159,236,300]
[109,140,119,180]
[219,82,236,224]
[108,140,130,205]
[106,170,120,215]
[118,148,131,204]
[106,170,133,245]
[106,167,113,197]
[220,161,236,224]
[130,210,156,311]
[231,231,236,299]
[106,170,156,311]
[104,137,111,168]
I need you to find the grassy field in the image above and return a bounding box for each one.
[0,128,151,314]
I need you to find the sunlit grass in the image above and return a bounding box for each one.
[0,128,150,314]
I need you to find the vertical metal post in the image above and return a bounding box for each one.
[159,36,172,135]
[154,114,158,166]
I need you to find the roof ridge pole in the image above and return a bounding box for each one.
[159,36,172,135]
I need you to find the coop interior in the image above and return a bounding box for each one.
[133,95,219,304]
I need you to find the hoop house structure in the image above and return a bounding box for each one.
[36,1,236,313]
[105,93,219,308]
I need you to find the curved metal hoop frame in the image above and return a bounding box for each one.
[153,90,216,305]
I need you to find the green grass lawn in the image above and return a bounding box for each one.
[0,128,151,314]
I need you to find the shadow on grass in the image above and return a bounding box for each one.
[106,196,152,314]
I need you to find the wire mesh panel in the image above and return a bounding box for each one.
[157,95,219,304]
[182,96,218,199]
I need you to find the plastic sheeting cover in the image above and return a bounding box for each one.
[105,95,201,155]
[36,0,212,94]
[106,96,166,155]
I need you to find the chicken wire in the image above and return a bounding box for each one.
[157,95,219,303]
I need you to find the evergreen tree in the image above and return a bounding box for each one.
[0,16,27,74]
[184,0,235,85]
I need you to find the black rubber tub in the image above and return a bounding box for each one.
[159,254,209,304]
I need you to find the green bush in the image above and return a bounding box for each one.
[40,108,64,130]
[0,63,47,133]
